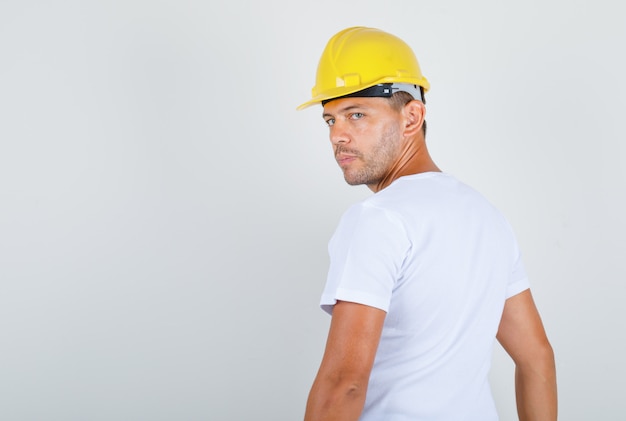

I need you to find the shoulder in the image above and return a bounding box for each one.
[334,200,407,243]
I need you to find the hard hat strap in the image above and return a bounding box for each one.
[321,83,424,106]
[391,83,425,104]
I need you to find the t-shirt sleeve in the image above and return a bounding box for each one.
[505,228,531,299]
[320,202,410,315]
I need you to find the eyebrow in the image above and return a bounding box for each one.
[322,104,367,119]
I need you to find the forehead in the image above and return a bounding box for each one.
[322,96,391,115]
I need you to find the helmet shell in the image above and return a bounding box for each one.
[297,27,430,110]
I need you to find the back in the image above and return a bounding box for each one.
[321,172,529,420]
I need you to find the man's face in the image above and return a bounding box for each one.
[322,97,404,188]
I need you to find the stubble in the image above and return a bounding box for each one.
[337,124,401,186]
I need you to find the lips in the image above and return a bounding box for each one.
[335,146,360,166]
[336,153,358,166]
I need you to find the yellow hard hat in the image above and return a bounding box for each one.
[297,26,430,110]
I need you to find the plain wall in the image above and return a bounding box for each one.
[1,0,624,419]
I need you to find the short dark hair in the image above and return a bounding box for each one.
[386,90,427,137]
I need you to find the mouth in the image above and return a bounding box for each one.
[336,153,358,167]
[335,146,360,167]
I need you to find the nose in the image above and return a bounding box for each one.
[329,120,350,146]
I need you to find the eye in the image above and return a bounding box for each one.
[325,118,335,127]
[350,112,364,120]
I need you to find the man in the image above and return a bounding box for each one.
[297,27,557,421]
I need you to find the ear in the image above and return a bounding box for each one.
[402,100,426,137]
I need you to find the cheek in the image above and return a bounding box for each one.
[353,122,385,144]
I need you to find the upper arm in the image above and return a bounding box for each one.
[318,301,386,383]
[497,289,553,364]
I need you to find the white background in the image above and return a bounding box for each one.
[1,1,624,420]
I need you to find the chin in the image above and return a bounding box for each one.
[343,175,370,186]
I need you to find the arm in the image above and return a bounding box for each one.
[304,300,386,421]
[497,289,557,421]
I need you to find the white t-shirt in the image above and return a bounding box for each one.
[321,172,529,421]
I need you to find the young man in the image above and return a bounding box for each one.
[298,27,557,421]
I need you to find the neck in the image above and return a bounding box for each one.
[369,136,440,193]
